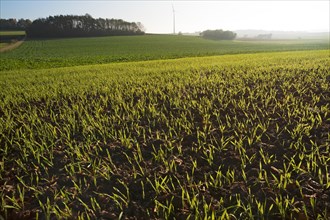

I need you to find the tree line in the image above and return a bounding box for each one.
[26,14,145,38]
[1,14,145,38]
[0,18,32,31]
[201,29,236,40]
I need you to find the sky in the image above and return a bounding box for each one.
[0,1,329,34]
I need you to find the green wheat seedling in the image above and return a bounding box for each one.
[0,50,329,219]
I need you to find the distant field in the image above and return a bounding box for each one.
[0,31,25,42]
[0,31,25,36]
[1,50,330,219]
[0,34,328,70]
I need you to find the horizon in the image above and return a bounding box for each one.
[1,1,329,34]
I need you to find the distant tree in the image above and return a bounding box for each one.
[255,33,272,40]
[136,22,146,33]
[201,29,236,40]
[26,14,145,38]
[0,18,31,30]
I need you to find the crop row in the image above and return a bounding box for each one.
[0,50,329,219]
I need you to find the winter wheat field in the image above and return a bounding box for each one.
[0,34,330,219]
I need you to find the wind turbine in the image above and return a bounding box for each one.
[172,4,176,35]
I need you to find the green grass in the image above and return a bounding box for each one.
[0,34,328,71]
[0,31,25,36]
[1,50,329,219]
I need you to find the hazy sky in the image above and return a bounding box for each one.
[1,1,329,33]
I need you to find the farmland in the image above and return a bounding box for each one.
[0,31,25,36]
[0,31,26,51]
[1,49,329,219]
[0,34,328,71]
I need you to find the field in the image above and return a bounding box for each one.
[0,31,25,36]
[1,47,329,219]
[0,31,26,51]
[0,34,328,70]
